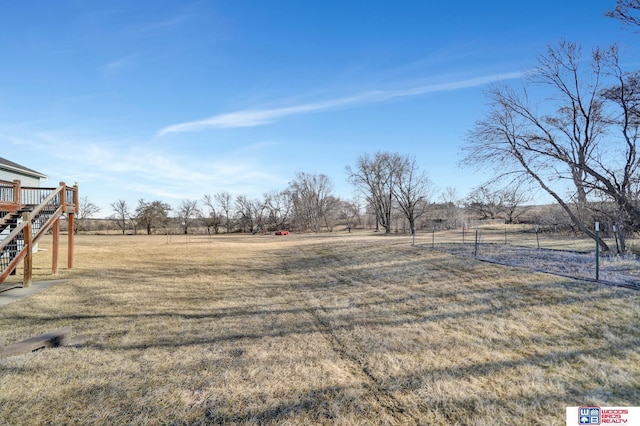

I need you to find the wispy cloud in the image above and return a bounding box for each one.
[4,129,285,210]
[103,54,139,76]
[158,71,525,136]
[135,15,190,34]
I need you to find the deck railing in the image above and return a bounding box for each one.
[0,181,78,286]
[21,187,59,206]
[0,180,18,206]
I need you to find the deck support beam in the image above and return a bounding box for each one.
[52,217,59,275]
[22,213,32,287]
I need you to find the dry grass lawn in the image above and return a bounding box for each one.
[1,232,639,425]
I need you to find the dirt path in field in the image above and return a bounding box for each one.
[278,244,419,425]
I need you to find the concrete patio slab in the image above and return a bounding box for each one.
[0,280,66,307]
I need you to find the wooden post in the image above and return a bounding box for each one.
[73,183,79,210]
[13,179,21,205]
[52,217,59,275]
[59,181,66,209]
[57,182,67,273]
[23,212,33,287]
[68,183,77,269]
[67,213,75,269]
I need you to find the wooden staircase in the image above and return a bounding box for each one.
[0,180,78,288]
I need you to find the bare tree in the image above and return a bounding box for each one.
[465,186,505,220]
[466,184,531,223]
[76,196,100,232]
[463,42,640,251]
[338,197,362,232]
[110,199,130,235]
[215,192,233,233]
[202,194,221,235]
[394,155,434,234]
[264,190,292,231]
[322,195,341,232]
[136,199,171,235]
[347,152,403,234]
[235,195,257,233]
[596,52,640,251]
[440,187,461,229]
[289,172,336,233]
[606,0,640,27]
[501,184,533,224]
[177,199,199,234]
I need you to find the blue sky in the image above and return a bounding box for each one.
[1,1,637,217]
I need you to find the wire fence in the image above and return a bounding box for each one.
[413,225,640,289]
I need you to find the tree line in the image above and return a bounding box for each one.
[76,156,551,237]
[105,152,442,236]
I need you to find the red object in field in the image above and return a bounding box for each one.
[275,230,289,235]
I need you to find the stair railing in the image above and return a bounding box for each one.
[0,182,77,286]
[0,219,29,284]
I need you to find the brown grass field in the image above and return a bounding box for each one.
[1,232,639,425]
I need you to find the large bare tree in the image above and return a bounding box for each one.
[464,42,640,251]
[214,192,233,233]
[394,156,434,234]
[347,152,403,233]
[235,195,258,233]
[263,190,292,231]
[348,152,432,234]
[177,199,199,234]
[136,199,171,235]
[289,172,335,233]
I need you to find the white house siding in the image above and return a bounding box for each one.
[0,170,41,187]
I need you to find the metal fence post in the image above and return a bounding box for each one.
[474,227,479,257]
[431,225,435,248]
[595,222,600,281]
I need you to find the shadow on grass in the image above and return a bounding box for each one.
[2,240,640,424]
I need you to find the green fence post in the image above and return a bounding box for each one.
[595,221,600,281]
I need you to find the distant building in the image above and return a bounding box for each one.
[0,157,48,187]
